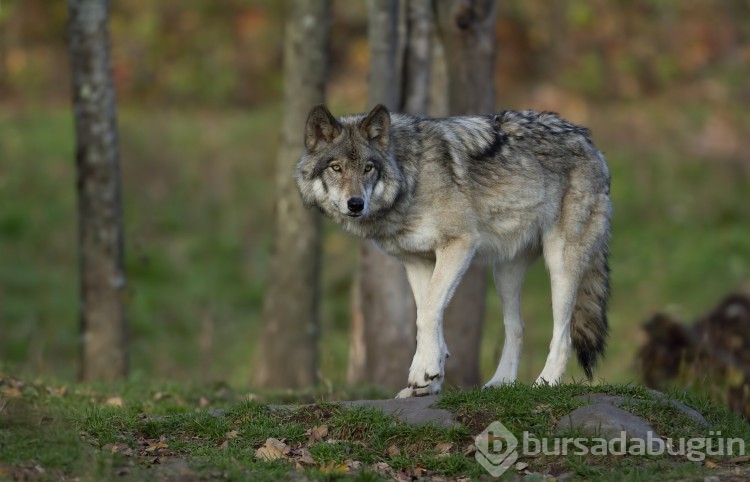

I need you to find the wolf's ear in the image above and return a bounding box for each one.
[360,104,391,150]
[305,104,342,152]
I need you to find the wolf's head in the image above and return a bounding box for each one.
[295,104,403,224]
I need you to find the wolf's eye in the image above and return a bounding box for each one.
[364,164,373,173]
[330,164,342,172]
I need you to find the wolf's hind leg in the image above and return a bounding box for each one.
[536,191,611,385]
[484,252,536,388]
[535,231,580,385]
[396,239,475,398]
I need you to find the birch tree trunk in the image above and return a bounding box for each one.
[67,0,128,381]
[435,0,498,388]
[255,0,331,389]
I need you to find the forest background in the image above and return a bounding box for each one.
[1,0,749,388]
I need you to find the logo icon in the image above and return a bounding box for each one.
[475,421,519,477]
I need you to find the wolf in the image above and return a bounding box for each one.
[295,104,611,398]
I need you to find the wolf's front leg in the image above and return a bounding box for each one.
[396,240,476,398]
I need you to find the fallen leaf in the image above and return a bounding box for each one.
[373,461,393,475]
[255,445,282,461]
[463,444,477,455]
[225,430,240,439]
[705,460,718,469]
[145,439,168,453]
[515,461,529,471]
[436,442,453,452]
[435,442,453,456]
[387,444,401,457]
[345,459,363,472]
[199,397,210,408]
[2,387,22,398]
[396,472,411,482]
[47,386,68,397]
[255,438,290,461]
[103,443,130,454]
[306,424,329,444]
[297,448,315,465]
[105,396,123,407]
[319,461,347,473]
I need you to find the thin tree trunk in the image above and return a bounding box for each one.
[255,0,331,389]
[67,0,127,381]
[400,0,433,115]
[435,0,498,388]
[349,0,418,390]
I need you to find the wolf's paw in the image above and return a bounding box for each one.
[482,376,515,389]
[533,375,557,386]
[394,379,442,398]
[399,348,446,398]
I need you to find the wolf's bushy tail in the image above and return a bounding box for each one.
[571,241,610,381]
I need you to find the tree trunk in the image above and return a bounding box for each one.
[435,0,498,388]
[255,0,330,389]
[400,0,433,116]
[348,0,418,390]
[67,0,128,381]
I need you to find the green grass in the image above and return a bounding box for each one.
[1,97,749,388]
[2,374,749,480]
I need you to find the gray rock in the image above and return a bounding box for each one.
[271,395,459,428]
[340,395,459,428]
[644,388,708,425]
[556,390,708,452]
[574,392,707,426]
[556,403,665,451]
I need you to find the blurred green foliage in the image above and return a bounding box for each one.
[0,0,748,386]
[1,1,748,106]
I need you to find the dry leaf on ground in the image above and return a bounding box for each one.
[435,442,453,457]
[373,461,393,475]
[255,437,291,461]
[296,447,316,465]
[145,438,169,453]
[306,424,328,444]
[2,387,22,398]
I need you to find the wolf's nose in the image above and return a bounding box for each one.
[347,197,365,213]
